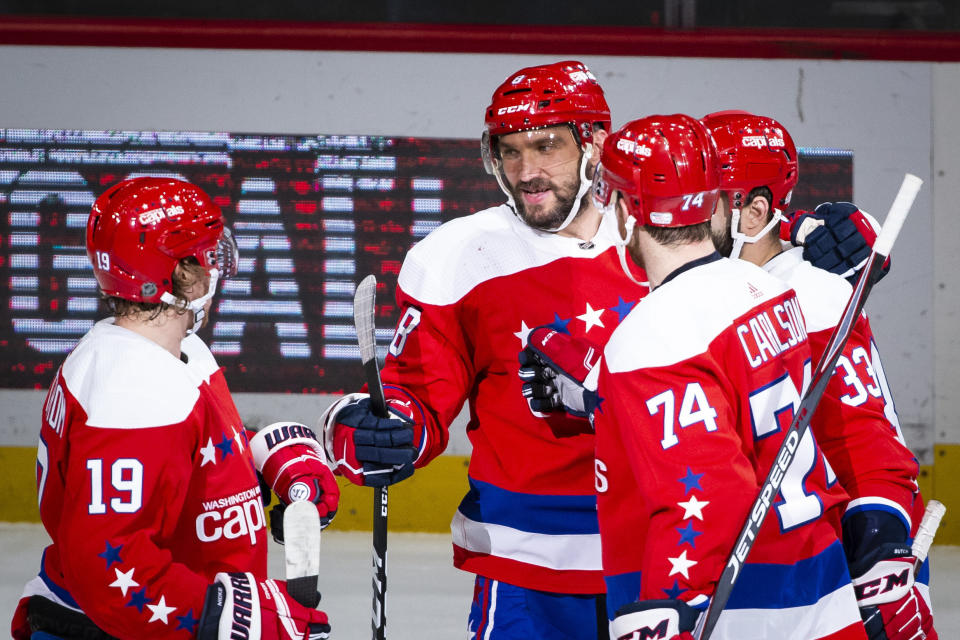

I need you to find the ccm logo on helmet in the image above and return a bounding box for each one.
[616,139,652,157]
[196,490,265,545]
[137,205,185,226]
[497,104,531,115]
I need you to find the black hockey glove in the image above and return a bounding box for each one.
[518,326,602,420]
[320,394,417,487]
[785,202,890,284]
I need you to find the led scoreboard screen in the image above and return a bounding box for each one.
[0,129,852,393]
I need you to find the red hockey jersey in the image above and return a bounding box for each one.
[595,255,866,639]
[13,319,266,640]
[765,248,921,530]
[382,204,648,593]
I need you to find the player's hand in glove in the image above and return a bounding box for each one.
[518,326,602,419]
[199,572,330,640]
[782,201,890,284]
[610,599,698,640]
[251,422,339,543]
[320,393,418,487]
[845,510,937,640]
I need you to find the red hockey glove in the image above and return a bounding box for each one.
[198,572,330,640]
[518,326,602,419]
[844,509,937,640]
[782,202,890,284]
[610,599,698,640]
[850,546,936,640]
[250,422,339,542]
[320,393,418,487]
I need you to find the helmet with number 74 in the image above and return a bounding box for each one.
[591,113,721,228]
[86,177,238,329]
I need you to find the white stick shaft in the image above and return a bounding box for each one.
[912,499,946,564]
[874,174,922,256]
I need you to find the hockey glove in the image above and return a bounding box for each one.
[320,393,417,487]
[783,202,890,284]
[844,510,937,640]
[250,422,339,544]
[198,572,330,640]
[610,599,698,640]
[518,326,602,419]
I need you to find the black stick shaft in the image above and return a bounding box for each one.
[697,174,920,639]
[366,359,389,640]
[355,274,389,640]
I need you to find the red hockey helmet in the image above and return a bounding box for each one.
[593,114,721,228]
[482,60,611,172]
[701,110,798,211]
[86,177,237,304]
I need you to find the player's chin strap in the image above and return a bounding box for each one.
[544,146,594,233]
[492,145,594,234]
[160,268,220,335]
[615,215,646,286]
[729,208,786,260]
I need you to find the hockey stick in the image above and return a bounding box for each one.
[697,174,923,640]
[912,499,946,564]
[354,274,389,640]
[284,500,322,608]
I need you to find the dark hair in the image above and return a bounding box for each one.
[645,221,712,247]
[106,257,206,320]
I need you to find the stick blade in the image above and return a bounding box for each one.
[873,173,922,256]
[912,499,947,563]
[284,500,322,608]
[354,274,379,366]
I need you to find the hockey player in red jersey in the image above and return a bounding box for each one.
[11,178,338,640]
[318,61,884,640]
[702,111,936,640]
[582,114,867,640]
[321,60,630,638]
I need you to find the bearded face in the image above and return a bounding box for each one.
[509,172,581,231]
[495,125,584,231]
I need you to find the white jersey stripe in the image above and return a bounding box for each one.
[399,204,623,306]
[712,582,861,640]
[483,580,498,640]
[451,511,602,572]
